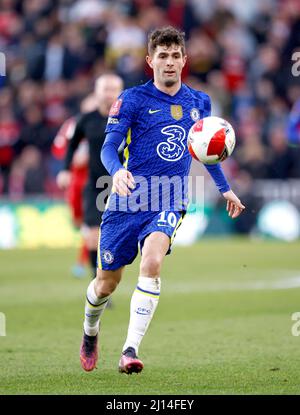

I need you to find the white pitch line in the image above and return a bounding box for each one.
[161,276,300,293]
[116,276,300,294]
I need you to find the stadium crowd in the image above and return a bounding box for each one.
[0,0,300,199]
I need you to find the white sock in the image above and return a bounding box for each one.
[122,276,161,355]
[83,279,110,337]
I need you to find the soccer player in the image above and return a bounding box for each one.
[57,73,124,278]
[80,27,245,374]
[52,116,89,276]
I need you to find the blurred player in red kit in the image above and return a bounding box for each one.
[52,115,90,277]
[57,74,124,280]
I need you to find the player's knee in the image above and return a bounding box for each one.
[140,255,162,277]
[94,271,118,297]
[83,227,99,251]
[90,228,99,250]
[85,236,98,251]
[90,237,98,251]
[94,279,117,297]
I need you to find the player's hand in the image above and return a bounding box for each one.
[56,170,72,190]
[112,168,135,196]
[222,189,245,219]
[73,150,88,167]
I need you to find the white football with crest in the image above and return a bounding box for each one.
[187,116,236,164]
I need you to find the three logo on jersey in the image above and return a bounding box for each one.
[157,125,186,162]
[108,98,201,163]
[152,106,200,162]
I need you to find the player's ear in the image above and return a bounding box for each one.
[146,55,153,69]
[182,54,187,67]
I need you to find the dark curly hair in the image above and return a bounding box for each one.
[148,26,186,56]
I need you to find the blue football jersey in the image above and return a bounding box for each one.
[105,79,211,212]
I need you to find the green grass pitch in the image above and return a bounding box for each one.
[1,238,300,394]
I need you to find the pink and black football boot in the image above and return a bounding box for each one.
[118,347,144,375]
[80,333,98,372]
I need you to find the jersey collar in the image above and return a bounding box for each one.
[146,79,186,100]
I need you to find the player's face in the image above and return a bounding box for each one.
[95,76,123,113]
[147,44,187,88]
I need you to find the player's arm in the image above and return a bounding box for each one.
[56,116,85,190]
[200,93,245,218]
[101,131,135,196]
[101,91,136,196]
[204,163,245,218]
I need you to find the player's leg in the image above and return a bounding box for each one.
[119,231,169,374]
[84,267,123,336]
[71,238,88,278]
[84,224,114,307]
[80,208,140,372]
[82,183,103,279]
[82,225,99,278]
[80,266,124,371]
[67,179,88,277]
[78,238,89,266]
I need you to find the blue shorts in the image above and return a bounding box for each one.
[97,209,185,270]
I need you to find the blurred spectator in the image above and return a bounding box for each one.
[187,28,218,82]
[8,146,45,199]
[0,89,21,193]
[236,135,269,179]
[267,125,297,179]
[15,104,53,153]
[232,169,263,234]
[20,146,46,194]
[105,14,146,86]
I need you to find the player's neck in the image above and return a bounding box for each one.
[153,80,182,96]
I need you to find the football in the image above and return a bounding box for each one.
[187,116,236,164]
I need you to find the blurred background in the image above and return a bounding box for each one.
[1,0,300,248]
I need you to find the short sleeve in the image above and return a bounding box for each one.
[105,89,136,136]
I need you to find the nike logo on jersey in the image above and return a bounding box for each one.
[149,109,162,114]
